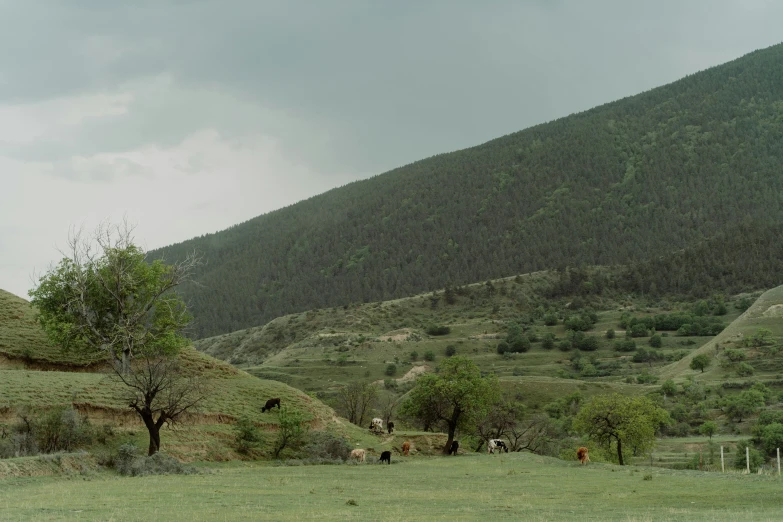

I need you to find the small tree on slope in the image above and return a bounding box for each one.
[30,223,206,455]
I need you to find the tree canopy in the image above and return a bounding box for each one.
[29,224,204,454]
[399,356,500,454]
[574,393,670,465]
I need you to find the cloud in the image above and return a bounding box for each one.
[1,0,782,299]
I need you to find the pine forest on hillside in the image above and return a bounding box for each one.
[154,44,783,339]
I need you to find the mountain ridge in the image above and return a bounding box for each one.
[153,42,783,338]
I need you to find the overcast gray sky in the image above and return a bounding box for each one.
[1,0,781,299]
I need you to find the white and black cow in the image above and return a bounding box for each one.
[487,439,509,454]
[369,417,384,434]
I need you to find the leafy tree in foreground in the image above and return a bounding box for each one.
[399,356,500,454]
[29,223,205,455]
[574,393,670,465]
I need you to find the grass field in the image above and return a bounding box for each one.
[2,452,782,521]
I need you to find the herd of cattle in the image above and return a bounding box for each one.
[260,398,590,465]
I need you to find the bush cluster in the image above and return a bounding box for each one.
[113,444,196,476]
[0,407,94,458]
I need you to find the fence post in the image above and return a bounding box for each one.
[721,446,724,473]
[746,446,750,474]
[778,448,780,475]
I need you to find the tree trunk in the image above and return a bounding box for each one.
[122,348,131,375]
[617,437,624,465]
[443,406,461,454]
[138,409,163,456]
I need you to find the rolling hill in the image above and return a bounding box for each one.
[0,289,369,464]
[192,267,766,401]
[153,42,783,339]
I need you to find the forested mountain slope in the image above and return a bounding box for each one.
[154,43,783,339]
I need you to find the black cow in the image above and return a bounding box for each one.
[449,441,459,455]
[379,451,391,464]
[261,398,281,413]
[387,421,395,434]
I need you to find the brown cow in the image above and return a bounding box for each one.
[402,441,411,456]
[577,446,590,464]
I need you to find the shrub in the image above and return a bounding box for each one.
[605,329,616,339]
[233,416,262,455]
[409,351,418,361]
[527,330,540,343]
[508,336,531,353]
[660,380,677,396]
[736,362,754,377]
[649,334,663,348]
[541,333,556,350]
[426,325,450,336]
[385,364,397,376]
[670,422,691,437]
[614,339,636,352]
[733,440,765,471]
[628,323,650,338]
[496,342,509,355]
[558,340,572,352]
[423,351,435,362]
[273,406,309,458]
[445,345,457,357]
[302,431,352,460]
[36,407,93,454]
[724,348,746,362]
[544,313,559,326]
[577,336,599,352]
[636,371,659,384]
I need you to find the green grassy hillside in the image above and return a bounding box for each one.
[661,285,783,382]
[154,43,783,339]
[194,269,750,402]
[0,290,365,462]
[0,289,102,367]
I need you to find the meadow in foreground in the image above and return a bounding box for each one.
[1,452,782,521]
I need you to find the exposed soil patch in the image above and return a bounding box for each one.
[763,304,783,317]
[377,328,415,342]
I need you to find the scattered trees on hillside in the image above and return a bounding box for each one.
[336,381,378,427]
[574,394,670,465]
[690,354,711,373]
[399,357,500,454]
[474,400,559,454]
[29,223,206,455]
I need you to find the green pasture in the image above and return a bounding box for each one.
[2,452,783,521]
[0,289,102,367]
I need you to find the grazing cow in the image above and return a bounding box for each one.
[379,451,391,464]
[402,441,411,456]
[577,447,590,465]
[487,439,508,454]
[350,449,366,463]
[387,421,395,434]
[448,441,459,455]
[370,417,384,434]
[261,398,281,413]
